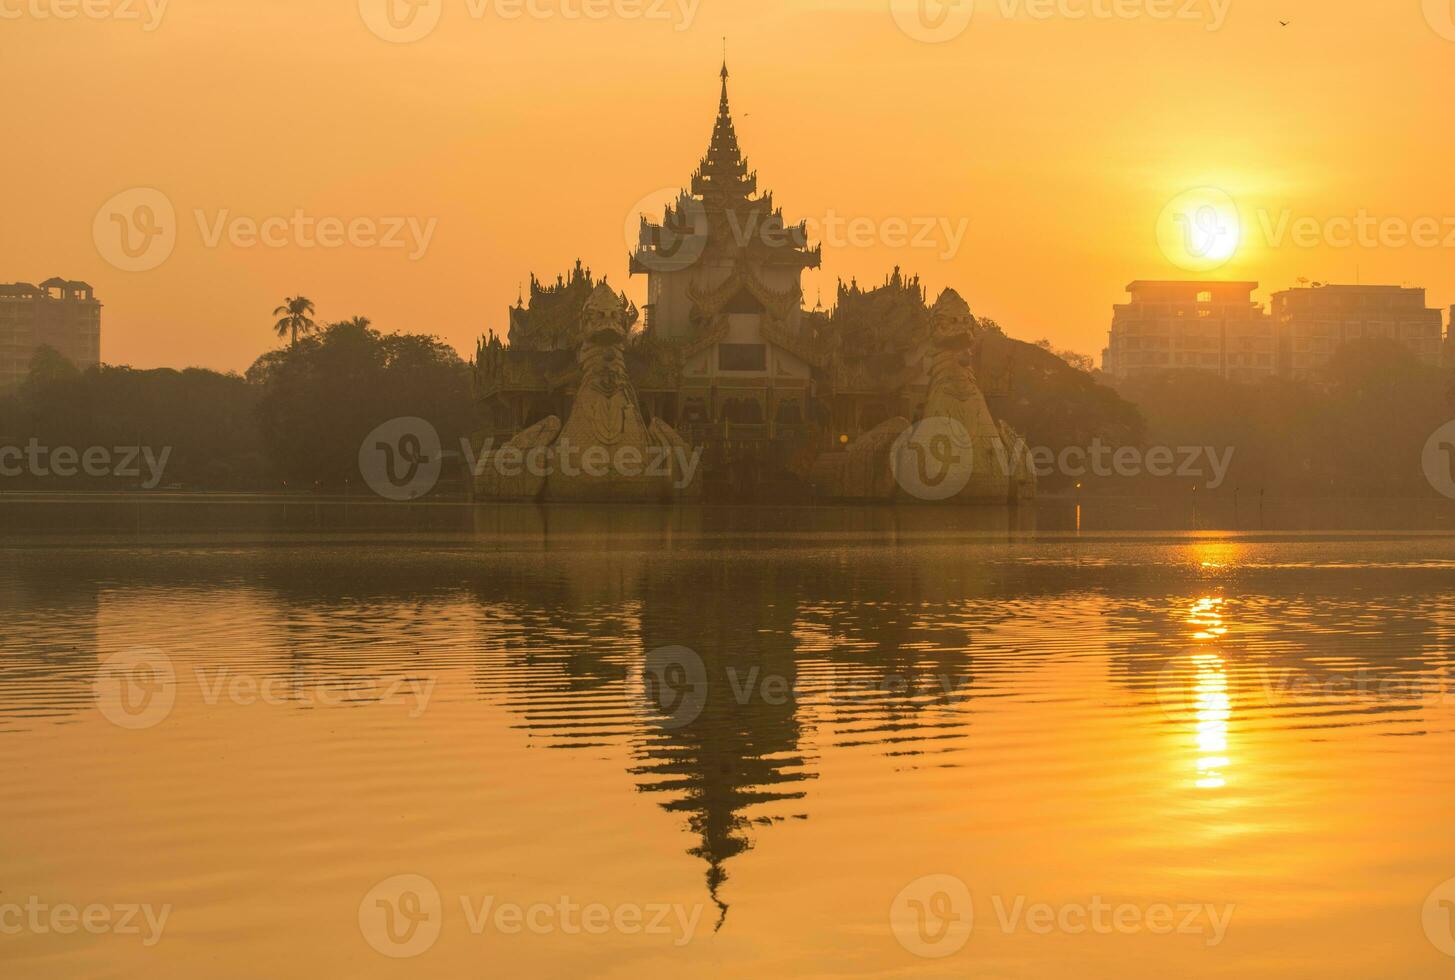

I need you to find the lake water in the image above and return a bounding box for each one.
[4,501,1455,977]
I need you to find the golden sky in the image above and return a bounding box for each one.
[6,0,1454,371]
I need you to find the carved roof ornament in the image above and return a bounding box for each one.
[685,256,801,325]
[581,282,635,345]
[506,261,639,352]
[930,288,976,350]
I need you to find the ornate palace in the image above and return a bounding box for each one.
[474,63,1033,503]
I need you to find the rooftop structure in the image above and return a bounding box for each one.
[0,278,101,389]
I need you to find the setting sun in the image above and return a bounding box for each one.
[1156,186,1243,272]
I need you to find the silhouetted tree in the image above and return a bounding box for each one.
[0,347,265,489]
[272,296,317,346]
[248,319,472,489]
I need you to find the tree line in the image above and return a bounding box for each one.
[0,296,1450,497]
[0,297,472,491]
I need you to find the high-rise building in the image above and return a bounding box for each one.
[0,278,102,389]
[1101,280,1274,381]
[1446,306,1454,367]
[1269,284,1443,378]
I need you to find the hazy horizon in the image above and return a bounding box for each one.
[8,0,1455,373]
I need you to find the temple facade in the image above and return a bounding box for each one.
[474,64,1032,502]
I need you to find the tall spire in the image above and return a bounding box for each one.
[630,61,822,280]
[694,60,754,202]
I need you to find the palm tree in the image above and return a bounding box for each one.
[272,296,317,345]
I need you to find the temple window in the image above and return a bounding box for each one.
[719,343,767,371]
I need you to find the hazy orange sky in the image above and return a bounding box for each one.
[7,0,1455,372]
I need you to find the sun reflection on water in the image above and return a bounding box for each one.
[1188,596,1230,789]
[1192,650,1231,789]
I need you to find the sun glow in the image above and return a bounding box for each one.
[1156,186,1243,273]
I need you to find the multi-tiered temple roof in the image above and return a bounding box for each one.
[504,260,637,352]
[631,64,821,275]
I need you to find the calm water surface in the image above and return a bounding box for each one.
[4,504,1455,977]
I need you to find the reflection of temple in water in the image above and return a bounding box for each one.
[458,525,1049,922]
